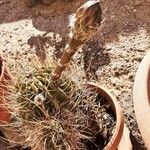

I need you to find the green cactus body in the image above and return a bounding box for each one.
[14,66,78,121]
[4,64,107,150]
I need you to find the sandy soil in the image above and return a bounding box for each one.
[0,0,150,149]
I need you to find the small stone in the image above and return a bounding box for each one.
[114,71,120,76]
[42,0,53,4]
[129,74,134,81]
[24,0,41,7]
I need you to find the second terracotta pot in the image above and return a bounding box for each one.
[133,50,150,149]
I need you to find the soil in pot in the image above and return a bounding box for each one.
[82,94,116,150]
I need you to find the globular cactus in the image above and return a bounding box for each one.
[4,63,104,150]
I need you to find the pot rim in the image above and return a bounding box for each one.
[84,82,124,150]
[0,58,5,81]
[133,50,150,148]
[0,57,11,124]
[0,58,11,85]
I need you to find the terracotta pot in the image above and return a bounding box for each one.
[118,124,132,150]
[0,58,11,124]
[85,82,124,150]
[133,50,150,149]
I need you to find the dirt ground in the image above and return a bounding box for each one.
[0,0,150,149]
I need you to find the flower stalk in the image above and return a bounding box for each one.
[52,0,102,81]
